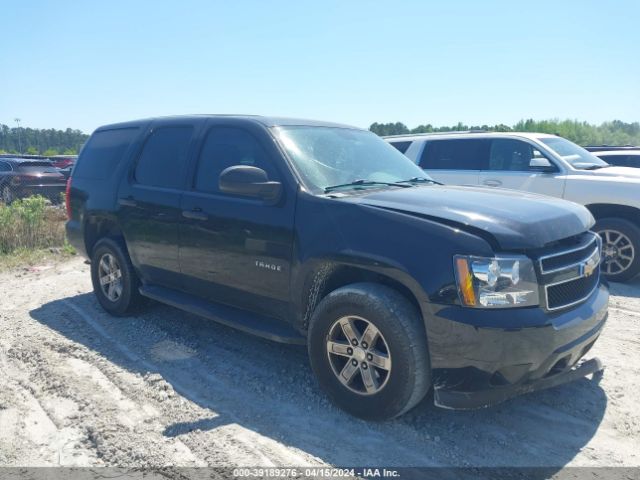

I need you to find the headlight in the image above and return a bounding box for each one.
[454,255,539,308]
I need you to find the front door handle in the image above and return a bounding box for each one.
[118,197,137,207]
[483,179,502,187]
[182,208,208,221]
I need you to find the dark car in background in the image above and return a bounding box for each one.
[584,145,639,153]
[592,149,640,168]
[0,158,67,204]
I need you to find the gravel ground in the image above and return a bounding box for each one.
[0,257,638,469]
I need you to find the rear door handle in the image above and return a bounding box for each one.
[118,197,137,207]
[182,208,208,221]
[483,179,502,187]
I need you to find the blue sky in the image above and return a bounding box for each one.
[1,0,638,133]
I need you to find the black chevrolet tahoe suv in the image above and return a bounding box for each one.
[66,115,608,420]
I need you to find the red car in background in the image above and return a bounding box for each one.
[50,155,78,169]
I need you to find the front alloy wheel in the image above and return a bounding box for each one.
[594,217,640,282]
[600,229,635,277]
[308,283,431,420]
[326,316,392,395]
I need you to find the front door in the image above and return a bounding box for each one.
[479,138,566,198]
[179,123,296,320]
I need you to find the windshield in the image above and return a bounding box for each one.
[539,137,608,169]
[273,126,432,193]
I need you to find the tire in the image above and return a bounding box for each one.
[2,185,13,204]
[308,282,431,420]
[90,237,143,316]
[594,218,640,282]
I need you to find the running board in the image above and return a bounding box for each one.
[139,284,306,345]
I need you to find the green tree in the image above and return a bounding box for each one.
[369,122,410,136]
[0,124,88,155]
[370,119,640,145]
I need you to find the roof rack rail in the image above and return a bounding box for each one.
[384,130,489,139]
[584,145,640,152]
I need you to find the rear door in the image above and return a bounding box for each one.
[479,138,566,197]
[179,120,296,320]
[418,138,489,185]
[117,120,200,289]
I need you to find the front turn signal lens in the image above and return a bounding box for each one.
[455,257,477,306]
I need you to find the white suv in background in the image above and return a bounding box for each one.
[386,132,640,282]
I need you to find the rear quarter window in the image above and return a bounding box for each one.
[388,141,412,154]
[420,139,489,170]
[73,128,139,179]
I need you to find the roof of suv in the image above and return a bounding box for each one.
[95,115,360,131]
[0,157,54,164]
[594,150,640,156]
[383,132,559,142]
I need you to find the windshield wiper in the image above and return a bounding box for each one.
[394,177,443,186]
[582,164,613,170]
[324,179,412,193]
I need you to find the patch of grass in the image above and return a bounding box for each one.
[0,246,77,271]
[0,195,75,270]
[0,196,67,253]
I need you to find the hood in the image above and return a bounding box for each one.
[575,166,640,181]
[343,185,594,250]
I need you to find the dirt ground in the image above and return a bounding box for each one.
[0,257,638,469]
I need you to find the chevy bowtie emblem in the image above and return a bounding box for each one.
[582,258,597,277]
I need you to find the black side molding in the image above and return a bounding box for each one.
[139,284,306,345]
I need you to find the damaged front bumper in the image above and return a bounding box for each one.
[425,283,608,409]
[434,357,604,409]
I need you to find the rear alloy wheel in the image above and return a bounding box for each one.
[594,218,640,282]
[98,253,123,302]
[91,237,143,315]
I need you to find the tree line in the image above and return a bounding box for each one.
[0,124,89,156]
[370,119,640,146]
[1,119,638,155]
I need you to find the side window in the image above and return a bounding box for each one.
[73,128,138,179]
[489,138,541,172]
[489,139,539,171]
[0,161,10,172]
[388,141,412,154]
[194,127,277,194]
[420,139,489,170]
[135,126,194,189]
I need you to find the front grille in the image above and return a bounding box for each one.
[546,272,600,310]
[540,238,598,273]
[537,232,602,311]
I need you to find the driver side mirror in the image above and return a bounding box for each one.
[219,165,282,203]
[529,157,557,172]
